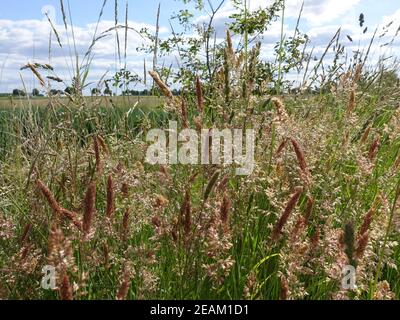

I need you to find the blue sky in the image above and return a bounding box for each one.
[1,0,400,93]
[0,0,398,28]
[0,0,171,25]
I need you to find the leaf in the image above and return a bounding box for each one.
[252,253,280,272]
[347,35,353,42]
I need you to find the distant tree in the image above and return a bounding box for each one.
[91,88,100,95]
[32,88,40,97]
[12,89,26,97]
[65,87,74,95]
[104,88,113,96]
[50,89,64,96]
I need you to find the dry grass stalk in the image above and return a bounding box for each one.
[36,180,82,230]
[226,30,234,61]
[36,179,62,213]
[394,153,400,170]
[368,134,381,161]
[121,182,129,198]
[344,222,356,267]
[355,232,369,259]
[181,99,189,128]
[310,227,320,250]
[353,63,363,84]
[358,209,374,238]
[83,182,96,235]
[60,209,82,230]
[290,139,309,175]
[122,207,130,241]
[93,136,102,173]
[116,265,131,300]
[347,88,356,113]
[304,195,314,224]
[45,12,63,48]
[218,175,229,193]
[271,97,288,121]
[271,187,304,241]
[280,276,289,300]
[223,50,231,104]
[180,190,191,237]
[60,0,68,30]
[97,135,109,155]
[149,71,173,99]
[20,223,32,245]
[155,194,169,208]
[220,193,231,226]
[360,126,371,145]
[275,138,288,156]
[24,63,46,87]
[204,171,221,202]
[103,242,110,270]
[106,175,115,218]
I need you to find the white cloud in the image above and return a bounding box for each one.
[197,0,361,27]
[0,18,163,93]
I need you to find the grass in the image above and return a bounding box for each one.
[0,95,163,109]
[0,0,399,301]
[0,78,399,300]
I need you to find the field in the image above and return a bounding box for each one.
[0,0,399,301]
[0,96,163,109]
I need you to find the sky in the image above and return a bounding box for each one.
[0,0,400,93]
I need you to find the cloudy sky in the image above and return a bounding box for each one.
[0,0,399,93]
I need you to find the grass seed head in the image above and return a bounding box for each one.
[83,182,96,235]
[272,186,304,241]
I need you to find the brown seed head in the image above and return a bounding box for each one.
[368,134,381,162]
[106,175,115,218]
[356,232,369,259]
[59,273,73,300]
[271,186,304,241]
[196,76,204,114]
[291,139,309,175]
[280,276,289,300]
[347,88,356,113]
[149,71,173,99]
[83,182,96,235]
[220,193,231,226]
[93,136,102,173]
[358,208,374,238]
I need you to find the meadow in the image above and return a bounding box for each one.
[0,0,399,300]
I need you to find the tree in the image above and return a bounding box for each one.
[65,87,75,95]
[104,88,113,96]
[32,88,40,97]
[50,89,64,96]
[91,88,100,96]
[12,89,26,97]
